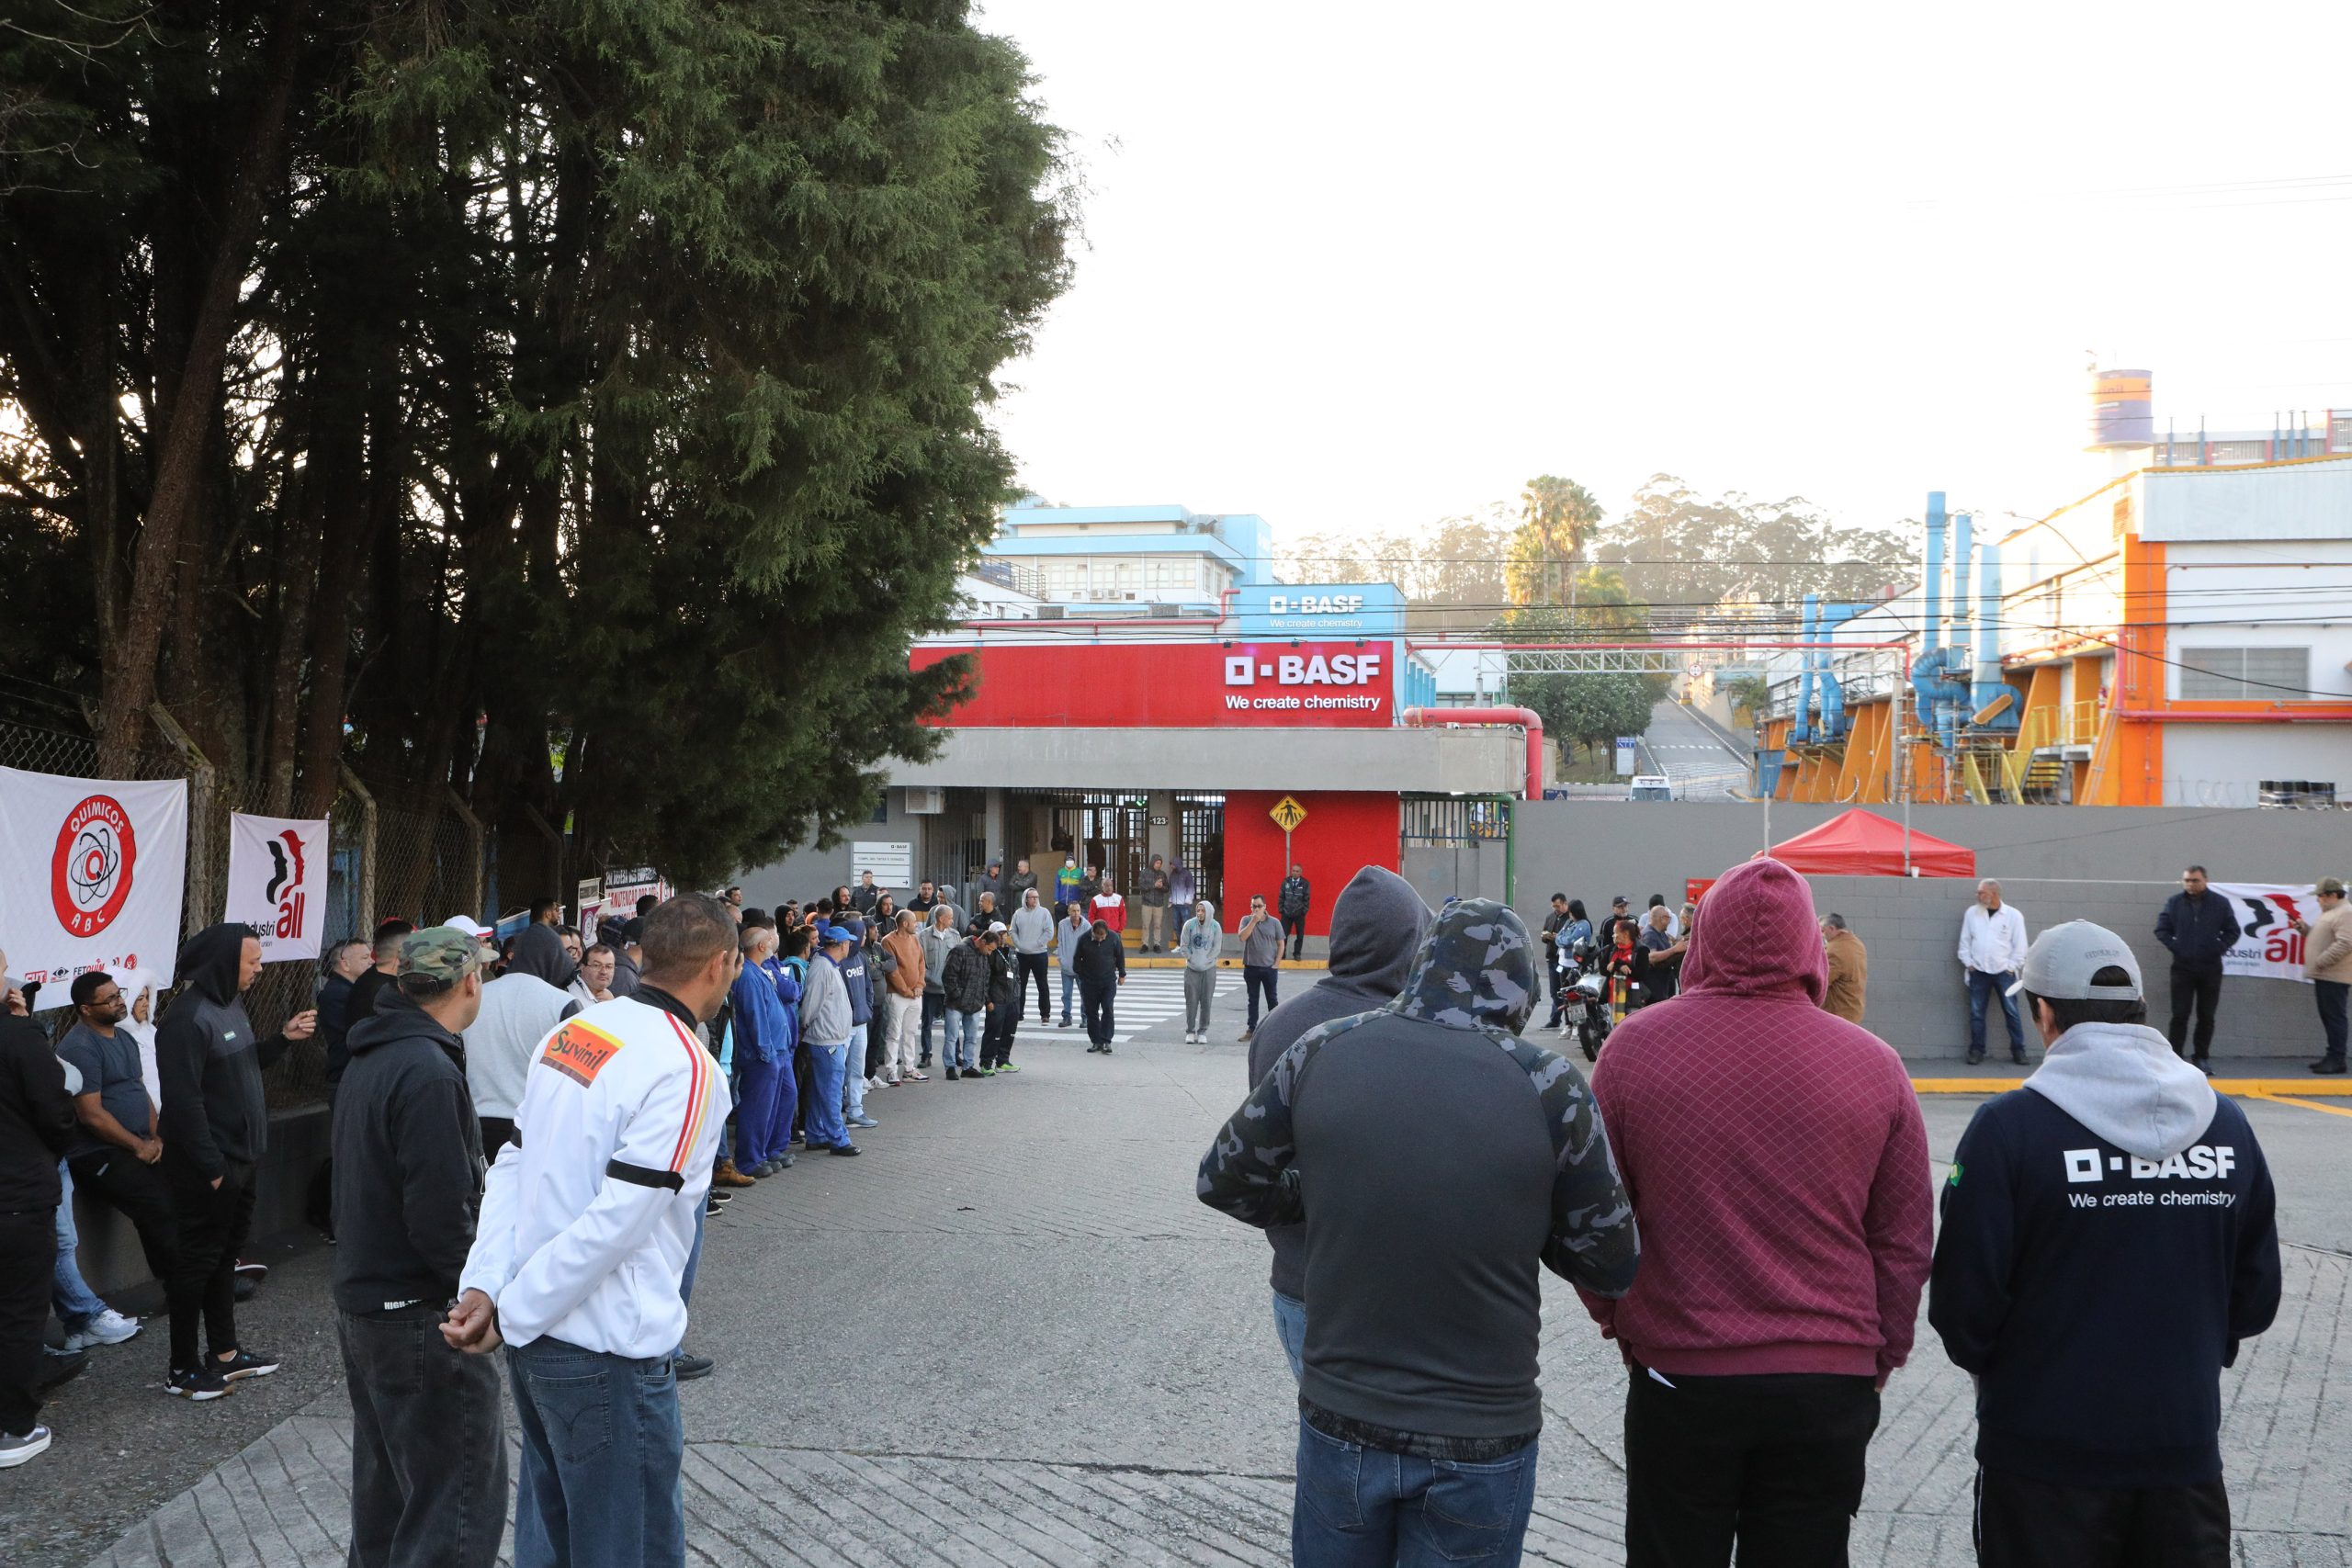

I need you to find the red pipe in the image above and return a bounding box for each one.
[1402,705,1545,801]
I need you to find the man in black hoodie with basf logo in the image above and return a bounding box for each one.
[333,927,505,1568]
[1930,921,2280,1568]
[154,923,316,1400]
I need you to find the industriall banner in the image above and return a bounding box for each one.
[2211,882,2321,984]
[225,812,333,961]
[0,764,187,1004]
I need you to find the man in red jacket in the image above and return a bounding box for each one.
[1577,855,1933,1567]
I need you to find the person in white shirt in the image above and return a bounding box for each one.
[1959,878,2031,1065]
[443,894,739,1568]
[570,943,617,1009]
[464,924,580,1162]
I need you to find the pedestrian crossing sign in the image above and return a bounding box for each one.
[1269,795,1309,831]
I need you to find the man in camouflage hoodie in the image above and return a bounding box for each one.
[1198,897,1639,1564]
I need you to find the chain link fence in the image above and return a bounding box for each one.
[1,710,562,1109]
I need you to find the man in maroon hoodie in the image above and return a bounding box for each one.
[1577,856,1933,1567]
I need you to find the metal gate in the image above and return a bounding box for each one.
[1399,794,1514,907]
[1178,793,1225,915]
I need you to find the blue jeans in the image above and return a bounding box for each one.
[53,1158,110,1328]
[1272,1290,1306,1383]
[507,1337,684,1568]
[942,1010,980,1070]
[1293,1418,1540,1567]
[807,1043,851,1148]
[1967,969,2026,1055]
[1060,968,1077,1023]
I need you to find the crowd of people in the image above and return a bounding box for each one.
[4,840,2335,1567]
[1202,856,2286,1568]
[0,843,1332,1562]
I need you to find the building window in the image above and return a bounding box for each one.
[2177,647,2311,700]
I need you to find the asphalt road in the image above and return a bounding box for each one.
[1636,700,1751,798]
[17,968,2352,1566]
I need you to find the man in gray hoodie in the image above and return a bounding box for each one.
[1243,866,1432,1377]
[1008,889,1057,1024]
[1199,898,1639,1565]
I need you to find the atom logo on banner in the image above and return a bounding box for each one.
[52,794,139,938]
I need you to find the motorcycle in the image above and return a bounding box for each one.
[1555,942,1616,1063]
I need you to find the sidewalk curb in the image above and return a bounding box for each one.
[1911,1077,2352,1097]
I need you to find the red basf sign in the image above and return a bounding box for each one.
[913,641,1396,728]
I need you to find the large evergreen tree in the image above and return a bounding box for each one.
[0,0,1070,881]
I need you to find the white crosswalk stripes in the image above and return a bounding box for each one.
[993,969,1238,1047]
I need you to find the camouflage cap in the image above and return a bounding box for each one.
[400,925,487,982]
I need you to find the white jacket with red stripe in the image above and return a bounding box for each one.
[459,989,729,1359]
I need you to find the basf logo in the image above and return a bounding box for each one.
[1223,649,1385,713]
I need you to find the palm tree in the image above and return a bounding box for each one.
[1505,475,1605,609]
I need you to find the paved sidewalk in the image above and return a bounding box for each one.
[40,979,2352,1566]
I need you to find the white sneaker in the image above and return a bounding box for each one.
[64,1309,140,1350]
[0,1426,51,1468]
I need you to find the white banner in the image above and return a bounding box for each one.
[225,812,333,961]
[0,765,187,1004]
[2211,882,2319,983]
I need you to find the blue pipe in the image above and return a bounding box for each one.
[1973,541,2017,728]
[1922,493,1945,659]
[1793,594,1819,743]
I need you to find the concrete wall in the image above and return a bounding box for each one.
[1508,801,2350,1061]
[887,726,1524,795]
[74,1106,328,1295]
[735,794,933,910]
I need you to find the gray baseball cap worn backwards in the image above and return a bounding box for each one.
[2006,920,2143,1000]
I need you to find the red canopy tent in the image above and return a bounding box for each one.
[1767,808,1976,879]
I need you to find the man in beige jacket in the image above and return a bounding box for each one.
[1820,912,1868,1025]
[2293,876,2351,1074]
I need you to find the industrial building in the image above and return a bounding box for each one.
[1761,371,2352,807]
[740,508,1531,931]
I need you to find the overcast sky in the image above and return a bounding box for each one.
[973,1,2352,553]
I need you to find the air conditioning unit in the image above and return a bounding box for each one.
[904,787,944,815]
[1035,604,1065,619]
[1148,603,1180,616]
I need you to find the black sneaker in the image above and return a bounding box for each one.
[945,1066,959,1081]
[166,1365,232,1401]
[2311,1057,2346,1075]
[36,1350,87,1391]
[674,1353,714,1382]
[1964,1051,1984,1066]
[2191,1056,2213,1077]
[829,1142,862,1156]
[2010,1053,2028,1066]
[704,1196,724,1216]
[710,1190,733,1203]
[214,1348,280,1382]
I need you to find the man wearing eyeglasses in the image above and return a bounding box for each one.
[2155,865,2242,1077]
[57,972,179,1313]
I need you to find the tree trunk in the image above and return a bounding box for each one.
[97,0,306,769]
